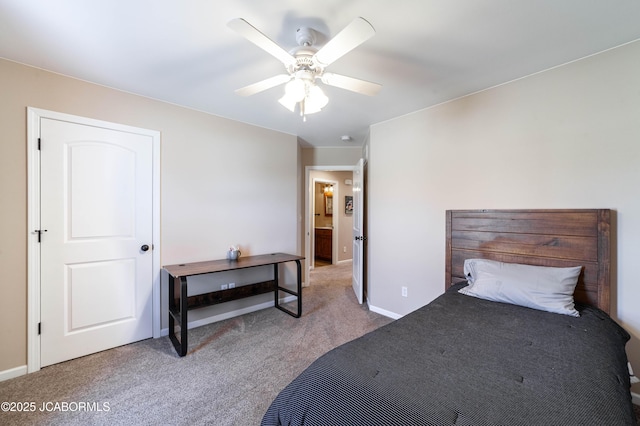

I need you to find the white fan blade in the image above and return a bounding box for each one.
[313,17,375,66]
[228,18,296,67]
[235,74,291,97]
[321,73,381,96]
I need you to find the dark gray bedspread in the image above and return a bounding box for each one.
[262,283,635,425]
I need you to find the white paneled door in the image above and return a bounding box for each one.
[352,158,364,304]
[39,117,154,367]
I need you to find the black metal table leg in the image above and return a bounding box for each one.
[168,274,189,357]
[179,276,188,356]
[295,259,302,316]
[274,260,302,318]
[168,273,177,350]
[273,263,279,310]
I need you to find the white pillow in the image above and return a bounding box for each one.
[459,259,582,317]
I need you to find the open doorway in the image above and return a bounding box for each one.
[305,167,356,286]
[313,179,336,267]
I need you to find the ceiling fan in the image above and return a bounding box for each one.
[227,17,381,120]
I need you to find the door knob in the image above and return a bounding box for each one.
[141,244,150,252]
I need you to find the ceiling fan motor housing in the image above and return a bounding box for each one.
[287,47,323,77]
[295,27,316,47]
[293,69,316,83]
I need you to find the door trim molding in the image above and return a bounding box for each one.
[26,107,161,373]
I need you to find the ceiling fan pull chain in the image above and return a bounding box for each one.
[301,98,307,122]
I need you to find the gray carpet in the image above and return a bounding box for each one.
[0,261,392,426]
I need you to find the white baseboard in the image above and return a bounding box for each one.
[0,365,27,382]
[632,391,640,406]
[368,304,402,320]
[160,295,297,337]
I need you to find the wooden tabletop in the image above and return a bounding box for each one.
[163,252,304,278]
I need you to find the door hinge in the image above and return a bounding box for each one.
[38,138,41,150]
[35,229,48,242]
[38,322,41,335]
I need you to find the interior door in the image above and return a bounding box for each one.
[352,158,364,304]
[39,117,154,367]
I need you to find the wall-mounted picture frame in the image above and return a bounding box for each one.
[325,195,333,215]
[345,195,353,214]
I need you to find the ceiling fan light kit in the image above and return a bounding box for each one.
[278,70,329,120]
[228,17,381,121]
[283,78,306,102]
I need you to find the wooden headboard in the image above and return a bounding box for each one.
[445,209,611,313]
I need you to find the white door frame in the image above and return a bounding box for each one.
[26,107,161,373]
[304,165,354,287]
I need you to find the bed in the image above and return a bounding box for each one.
[262,209,635,425]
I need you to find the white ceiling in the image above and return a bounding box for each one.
[2,1,640,147]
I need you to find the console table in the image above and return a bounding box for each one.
[163,252,304,356]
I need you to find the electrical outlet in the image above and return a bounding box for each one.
[221,284,228,290]
[343,246,347,253]
[402,286,408,297]
[228,282,236,289]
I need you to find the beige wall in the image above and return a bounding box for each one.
[368,40,640,392]
[301,146,362,166]
[0,59,299,373]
